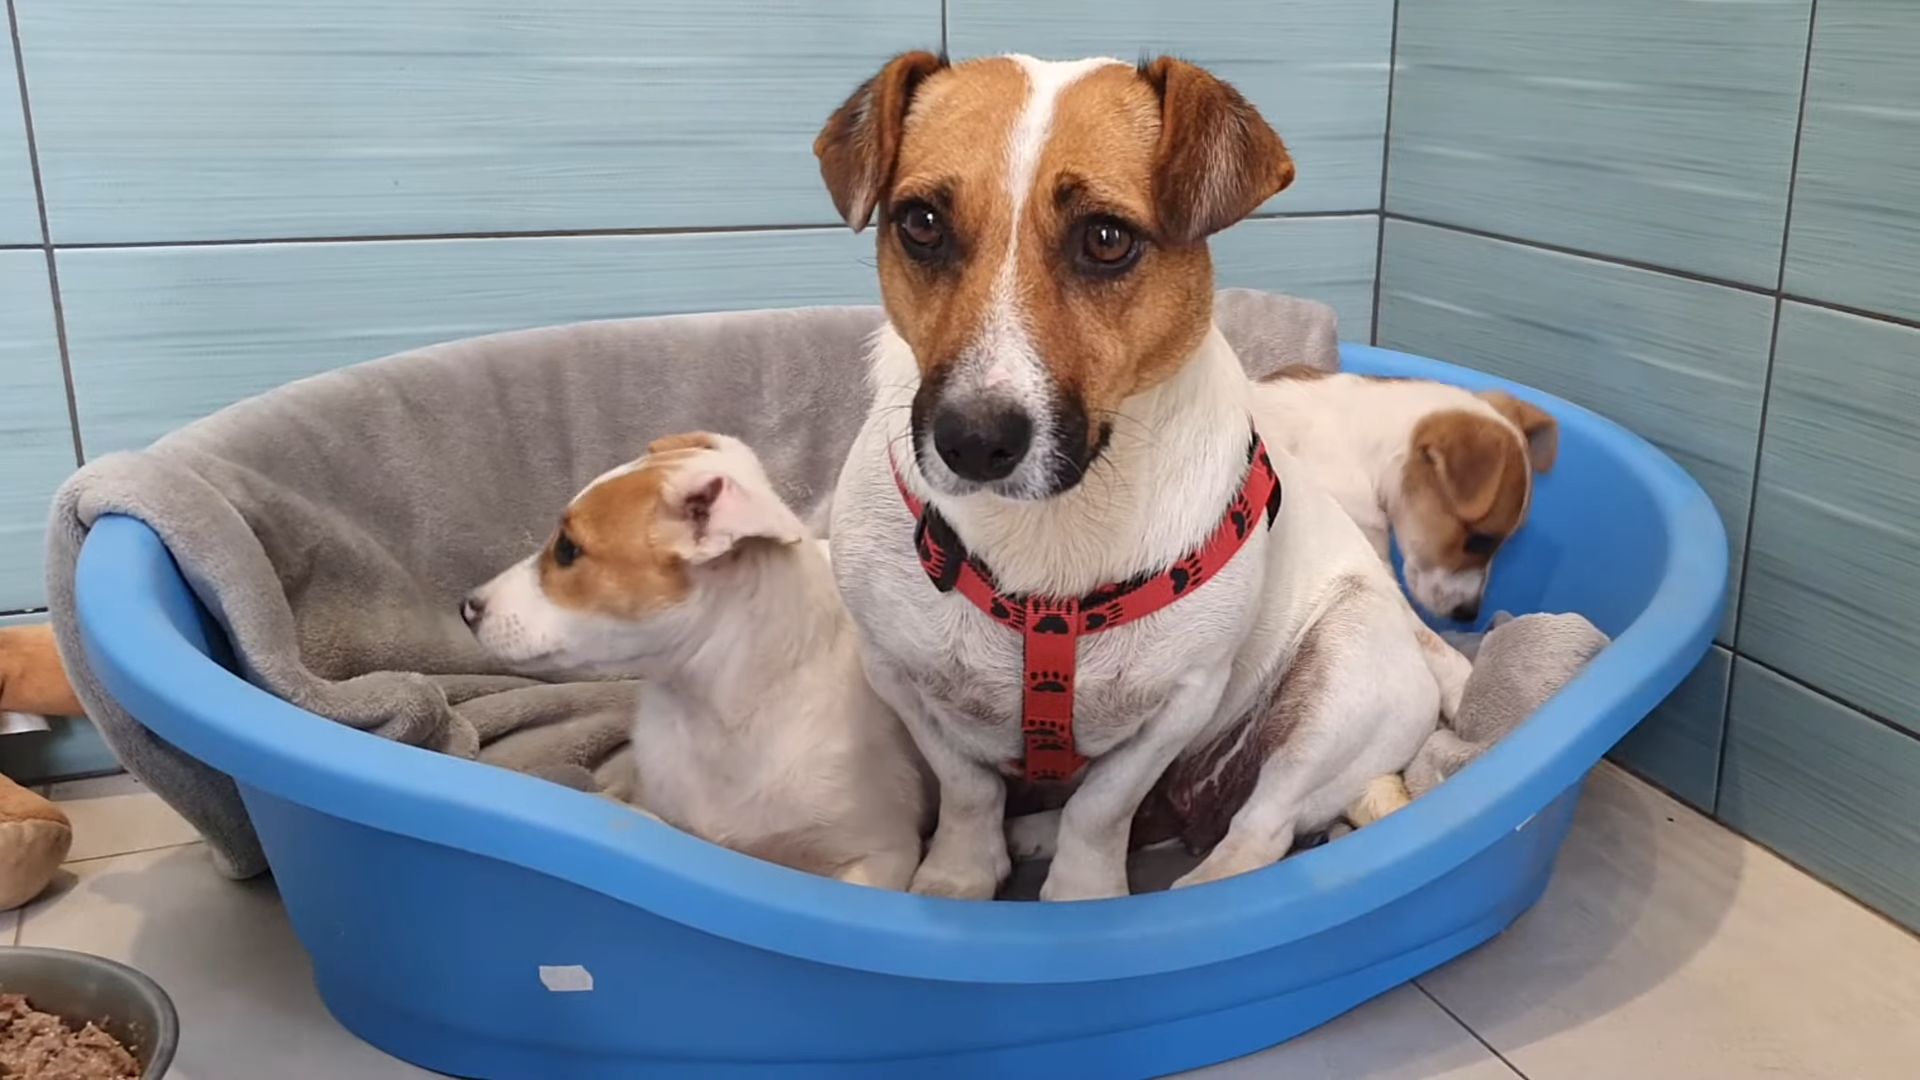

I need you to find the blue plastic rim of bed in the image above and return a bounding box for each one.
[73,342,1725,1079]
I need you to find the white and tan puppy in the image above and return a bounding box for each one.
[462,433,928,890]
[1253,371,1559,623]
[818,52,1451,900]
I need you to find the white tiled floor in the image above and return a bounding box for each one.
[13,765,1920,1079]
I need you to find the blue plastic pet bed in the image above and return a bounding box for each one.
[52,296,1723,1078]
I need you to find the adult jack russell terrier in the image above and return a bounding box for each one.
[819,52,1462,900]
[1251,370,1559,624]
[462,433,928,889]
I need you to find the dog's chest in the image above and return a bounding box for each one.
[838,509,1262,761]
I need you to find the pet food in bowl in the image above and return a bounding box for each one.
[0,993,139,1079]
[0,948,176,1079]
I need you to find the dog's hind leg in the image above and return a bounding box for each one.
[835,845,922,891]
[1174,582,1437,889]
[1043,669,1234,901]
[1414,620,1472,722]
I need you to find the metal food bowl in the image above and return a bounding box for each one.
[0,946,178,1078]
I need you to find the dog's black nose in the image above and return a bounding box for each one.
[931,401,1032,483]
[1449,601,1480,623]
[460,595,486,629]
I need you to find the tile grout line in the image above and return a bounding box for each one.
[1383,210,1772,293]
[1736,649,1918,747]
[1777,291,1920,334]
[5,0,84,467]
[938,0,947,57]
[1383,210,1920,335]
[1412,981,1532,1079]
[1598,760,1920,943]
[1708,772,1920,942]
[1714,0,1819,816]
[32,208,1380,253]
[59,838,201,869]
[1717,293,1784,813]
[1368,0,1402,346]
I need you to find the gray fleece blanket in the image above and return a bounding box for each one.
[44,290,1342,879]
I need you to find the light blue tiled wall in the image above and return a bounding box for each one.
[1785,0,1920,323]
[0,252,72,610]
[1382,0,1920,931]
[0,1,1397,618]
[1,60,38,243]
[1388,0,1810,286]
[17,1,938,242]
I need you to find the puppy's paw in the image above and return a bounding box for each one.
[1038,857,1129,902]
[1006,810,1062,862]
[909,857,1001,900]
[1345,774,1411,827]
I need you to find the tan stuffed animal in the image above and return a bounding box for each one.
[0,623,79,909]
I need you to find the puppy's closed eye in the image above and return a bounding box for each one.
[1462,531,1500,557]
[553,531,583,568]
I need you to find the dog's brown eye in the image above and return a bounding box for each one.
[895,202,946,256]
[553,532,581,568]
[1074,217,1142,276]
[1463,531,1500,556]
[1085,221,1135,263]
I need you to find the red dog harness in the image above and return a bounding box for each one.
[891,431,1282,782]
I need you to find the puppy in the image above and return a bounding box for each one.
[1252,370,1559,622]
[818,52,1451,900]
[462,433,928,889]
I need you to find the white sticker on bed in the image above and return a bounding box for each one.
[539,965,595,992]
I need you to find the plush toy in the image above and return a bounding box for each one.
[0,624,80,910]
[1348,611,1610,827]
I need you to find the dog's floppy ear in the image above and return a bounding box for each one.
[671,473,808,565]
[1138,57,1295,245]
[1477,390,1560,473]
[814,51,946,232]
[1417,414,1513,522]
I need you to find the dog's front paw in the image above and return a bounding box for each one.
[1038,857,1129,902]
[910,856,1001,900]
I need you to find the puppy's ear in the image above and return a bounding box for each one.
[1477,390,1560,473]
[1416,413,1513,522]
[1138,57,1295,245]
[672,474,808,564]
[814,51,946,232]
